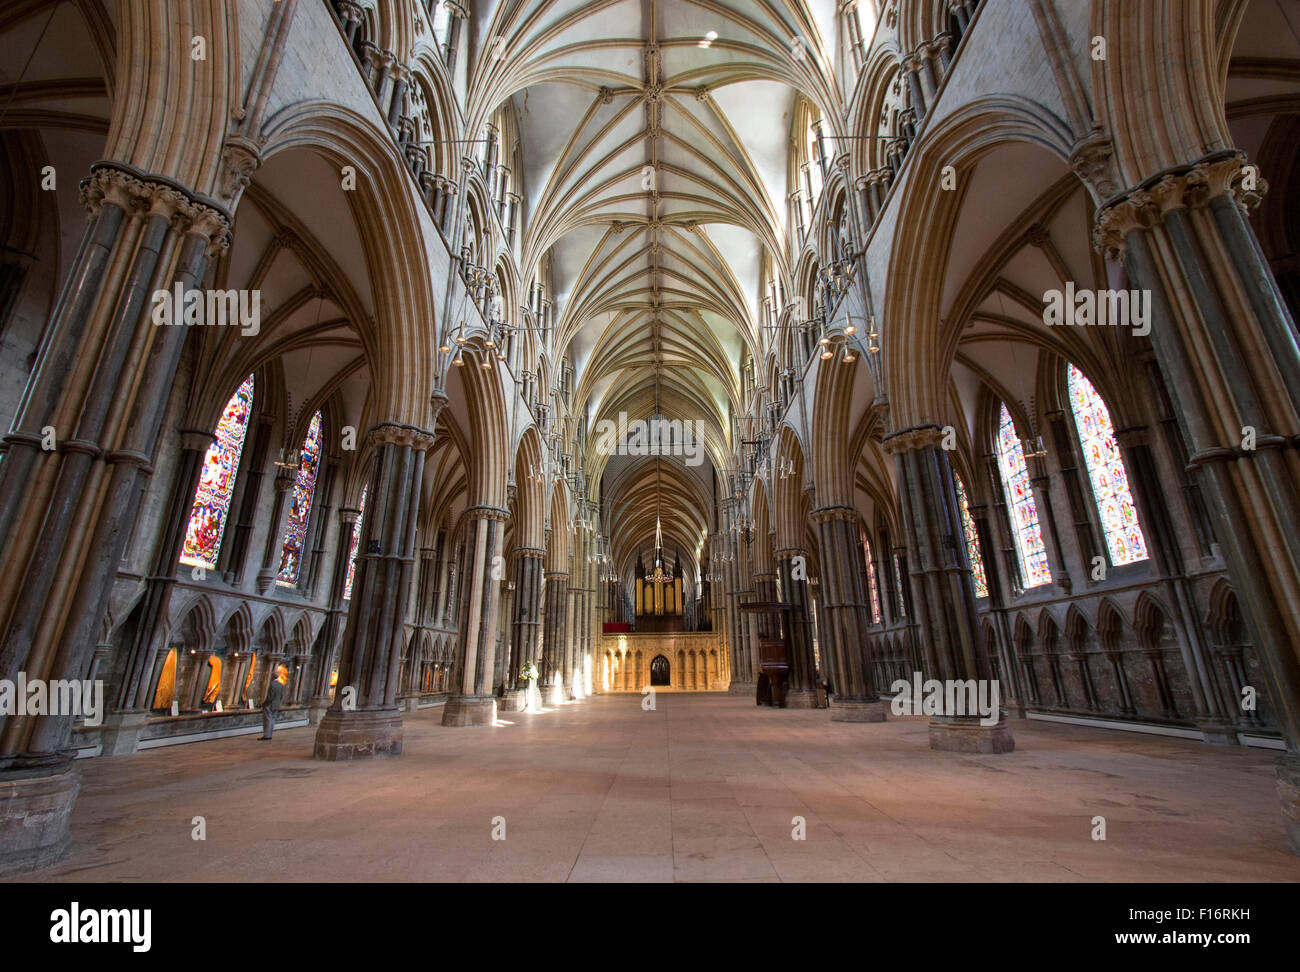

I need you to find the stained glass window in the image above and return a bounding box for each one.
[861,533,882,623]
[1067,364,1148,566]
[892,553,907,617]
[954,474,989,598]
[180,374,254,569]
[996,402,1051,588]
[276,411,324,585]
[343,484,367,601]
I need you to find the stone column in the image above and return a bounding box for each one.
[812,506,886,722]
[314,422,434,760]
[441,505,510,726]
[541,570,569,705]
[775,548,819,707]
[0,164,229,875]
[98,427,211,756]
[306,506,360,725]
[885,427,1013,753]
[256,465,297,593]
[223,414,272,583]
[502,547,543,711]
[1096,152,1300,848]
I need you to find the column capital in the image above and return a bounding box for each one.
[366,422,435,451]
[1093,150,1264,259]
[810,505,857,524]
[81,162,232,250]
[881,423,945,454]
[465,504,510,522]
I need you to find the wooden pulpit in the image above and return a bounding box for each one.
[740,601,793,708]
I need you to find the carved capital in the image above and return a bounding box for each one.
[466,504,511,522]
[881,424,946,454]
[1069,128,1119,201]
[367,422,436,452]
[810,505,857,524]
[1092,151,1264,259]
[219,135,263,207]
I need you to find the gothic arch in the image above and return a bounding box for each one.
[879,96,1075,429]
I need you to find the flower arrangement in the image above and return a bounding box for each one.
[520,661,539,682]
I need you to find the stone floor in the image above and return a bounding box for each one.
[11,693,1300,882]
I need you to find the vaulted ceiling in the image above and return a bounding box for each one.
[474,0,842,569]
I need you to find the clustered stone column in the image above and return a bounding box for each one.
[570,524,592,700]
[0,163,230,874]
[305,505,360,725]
[885,426,1013,753]
[314,422,434,759]
[1095,151,1300,848]
[501,547,543,712]
[811,506,886,722]
[775,548,819,707]
[441,505,510,726]
[541,569,570,705]
[256,464,298,593]
[99,428,212,756]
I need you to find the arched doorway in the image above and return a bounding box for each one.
[650,655,670,686]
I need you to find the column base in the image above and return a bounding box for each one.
[313,707,403,760]
[542,683,567,706]
[1197,719,1240,746]
[728,681,755,697]
[1278,753,1300,854]
[0,763,80,875]
[99,711,149,757]
[307,701,331,727]
[500,689,527,713]
[929,714,1015,754]
[441,695,498,726]
[785,689,819,709]
[830,698,888,722]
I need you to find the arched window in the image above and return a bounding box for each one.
[180,374,254,569]
[343,484,368,601]
[996,402,1051,588]
[861,532,882,623]
[1066,364,1148,566]
[954,474,988,598]
[277,411,324,585]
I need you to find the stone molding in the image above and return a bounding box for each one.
[1093,151,1266,259]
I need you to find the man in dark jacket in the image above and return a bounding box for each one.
[259,664,288,739]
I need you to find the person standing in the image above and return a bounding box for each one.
[260,664,288,739]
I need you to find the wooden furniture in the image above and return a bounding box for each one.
[739,601,793,708]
